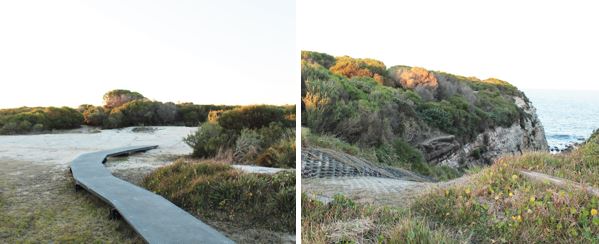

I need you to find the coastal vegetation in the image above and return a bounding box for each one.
[184,105,296,168]
[302,130,599,243]
[0,90,296,139]
[142,159,295,232]
[0,106,83,134]
[302,50,528,179]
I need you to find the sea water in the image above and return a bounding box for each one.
[524,89,599,150]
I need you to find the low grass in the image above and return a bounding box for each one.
[0,171,141,243]
[414,159,599,243]
[301,193,464,243]
[142,159,295,232]
[509,131,599,188]
[302,132,599,243]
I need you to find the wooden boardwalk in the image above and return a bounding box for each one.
[70,145,234,244]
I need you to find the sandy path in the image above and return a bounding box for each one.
[519,170,599,197]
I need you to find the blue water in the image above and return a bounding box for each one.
[524,89,599,150]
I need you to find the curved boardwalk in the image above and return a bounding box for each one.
[70,145,234,244]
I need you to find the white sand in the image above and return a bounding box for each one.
[0,126,289,175]
[0,126,196,170]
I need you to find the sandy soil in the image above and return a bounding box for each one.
[0,126,294,243]
[0,126,194,168]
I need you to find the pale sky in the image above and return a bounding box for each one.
[0,0,296,108]
[299,0,599,91]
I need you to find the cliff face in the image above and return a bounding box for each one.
[301,51,549,172]
[421,95,548,168]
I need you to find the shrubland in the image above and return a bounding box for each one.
[301,50,527,179]
[0,106,83,134]
[302,129,599,243]
[0,89,236,134]
[184,105,296,168]
[142,159,295,232]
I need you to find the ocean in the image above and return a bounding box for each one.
[523,89,599,150]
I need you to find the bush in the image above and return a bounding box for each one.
[184,123,236,158]
[301,50,336,69]
[80,105,107,126]
[185,105,296,168]
[102,89,145,109]
[329,56,388,83]
[142,160,295,232]
[234,129,262,163]
[176,103,231,126]
[0,106,82,134]
[43,107,83,129]
[255,134,296,168]
[375,139,433,177]
[218,105,291,130]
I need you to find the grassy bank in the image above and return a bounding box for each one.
[302,131,599,243]
[414,158,598,243]
[142,159,295,232]
[509,130,599,187]
[301,194,463,243]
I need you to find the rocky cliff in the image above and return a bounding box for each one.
[425,95,548,168]
[301,51,549,174]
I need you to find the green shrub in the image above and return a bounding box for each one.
[184,123,236,158]
[80,105,107,126]
[0,106,82,134]
[218,105,291,130]
[256,134,296,168]
[176,103,231,126]
[329,56,388,84]
[143,160,295,232]
[301,50,336,68]
[42,107,83,129]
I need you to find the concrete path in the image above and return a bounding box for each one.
[70,145,234,244]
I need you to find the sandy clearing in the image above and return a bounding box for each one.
[0,126,195,169]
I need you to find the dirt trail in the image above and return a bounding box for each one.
[518,170,599,197]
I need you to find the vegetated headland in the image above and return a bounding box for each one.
[301,51,598,243]
[0,89,296,243]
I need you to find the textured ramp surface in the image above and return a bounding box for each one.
[70,145,233,244]
[301,148,429,181]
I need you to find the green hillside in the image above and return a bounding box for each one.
[301,51,533,179]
